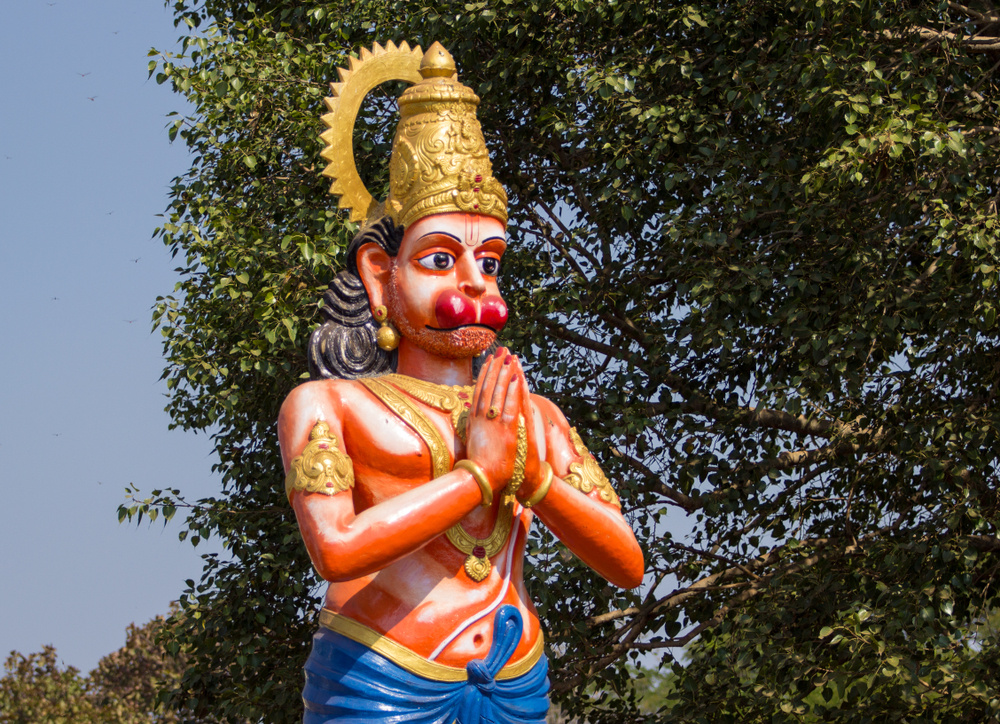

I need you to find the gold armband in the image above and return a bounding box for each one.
[285,421,355,501]
[454,460,492,507]
[564,428,620,507]
[521,461,553,509]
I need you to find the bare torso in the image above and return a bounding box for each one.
[281,378,546,667]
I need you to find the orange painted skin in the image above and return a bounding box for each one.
[278,212,644,669]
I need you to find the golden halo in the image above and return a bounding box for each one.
[319,42,424,223]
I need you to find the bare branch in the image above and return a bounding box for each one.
[538,317,637,364]
[647,398,849,440]
[751,442,860,472]
[561,541,863,690]
[947,2,999,23]
[611,446,701,511]
[966,535,1000,552]
[884,26,1000,52]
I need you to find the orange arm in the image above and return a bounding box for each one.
[522,395,645,589]
[278,381,484,582]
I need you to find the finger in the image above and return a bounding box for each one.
[515,358,537,445]
[501,361,523,423]
[516,357,532,396]
[475,349,503,416]
[472,353,495,415]
[517,359,534,432]
[477,347,507,416]
[491,353,516,419]
[515,360,543,480]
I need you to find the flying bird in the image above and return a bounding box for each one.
[87,96,98,101]
[78,72,91,77]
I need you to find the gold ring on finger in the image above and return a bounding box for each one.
[487,406,500,419]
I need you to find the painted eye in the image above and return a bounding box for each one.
[477,257,500,276]
[418,252,455,271]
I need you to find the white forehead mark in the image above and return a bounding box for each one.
[464,214,480,247]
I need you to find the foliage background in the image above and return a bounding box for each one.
[0,614,200,724]
[133,0,1000,721]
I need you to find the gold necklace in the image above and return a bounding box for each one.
[380,374,474,440]
[363,374,526,581]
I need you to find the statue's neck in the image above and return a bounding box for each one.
[395,340,475,387]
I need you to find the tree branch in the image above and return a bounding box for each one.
[648,397,847,440]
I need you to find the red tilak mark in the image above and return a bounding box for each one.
[475,175,482,183]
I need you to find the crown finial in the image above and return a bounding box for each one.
[420,41,457,79]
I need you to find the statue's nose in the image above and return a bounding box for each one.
[458,257,487,298]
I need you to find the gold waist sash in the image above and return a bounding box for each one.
[318,609,544,682]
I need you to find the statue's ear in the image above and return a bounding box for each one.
[356,242,393,310]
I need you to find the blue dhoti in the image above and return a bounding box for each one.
[303,605,549,724]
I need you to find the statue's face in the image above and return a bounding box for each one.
[387,212,508,359]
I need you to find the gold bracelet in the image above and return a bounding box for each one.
[521,461,553,509]
[454,460,493,507]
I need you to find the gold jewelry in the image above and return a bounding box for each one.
[564,428,621,507]
[285,421,355,501]
[454,460,492,507]
[372,305,400,351]
[487,406,500,419]
[521,461,552,509]
[320,41,507,229]
[445,414,525,581]
[377,373,473,438]
[358,375,527,582]
[509,415,527,494]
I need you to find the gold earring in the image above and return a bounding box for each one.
[373,305,400,351]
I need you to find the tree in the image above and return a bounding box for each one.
[0,614,195,724]
[0,648,101,724]
[136,0,1000,721]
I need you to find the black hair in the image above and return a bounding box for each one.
[307,217,403,380]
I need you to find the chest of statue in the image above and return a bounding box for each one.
[341,375,474,503]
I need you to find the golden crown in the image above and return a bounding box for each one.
[319,41,507,229]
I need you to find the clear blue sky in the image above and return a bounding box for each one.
[0,1,223,673]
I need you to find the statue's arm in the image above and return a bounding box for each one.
[278,380,484,582]
[520,394,645,589]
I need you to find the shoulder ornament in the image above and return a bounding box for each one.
[285,421,355,501]
[564,427,621,507]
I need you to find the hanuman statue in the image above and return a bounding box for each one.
[278,41,644,724]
